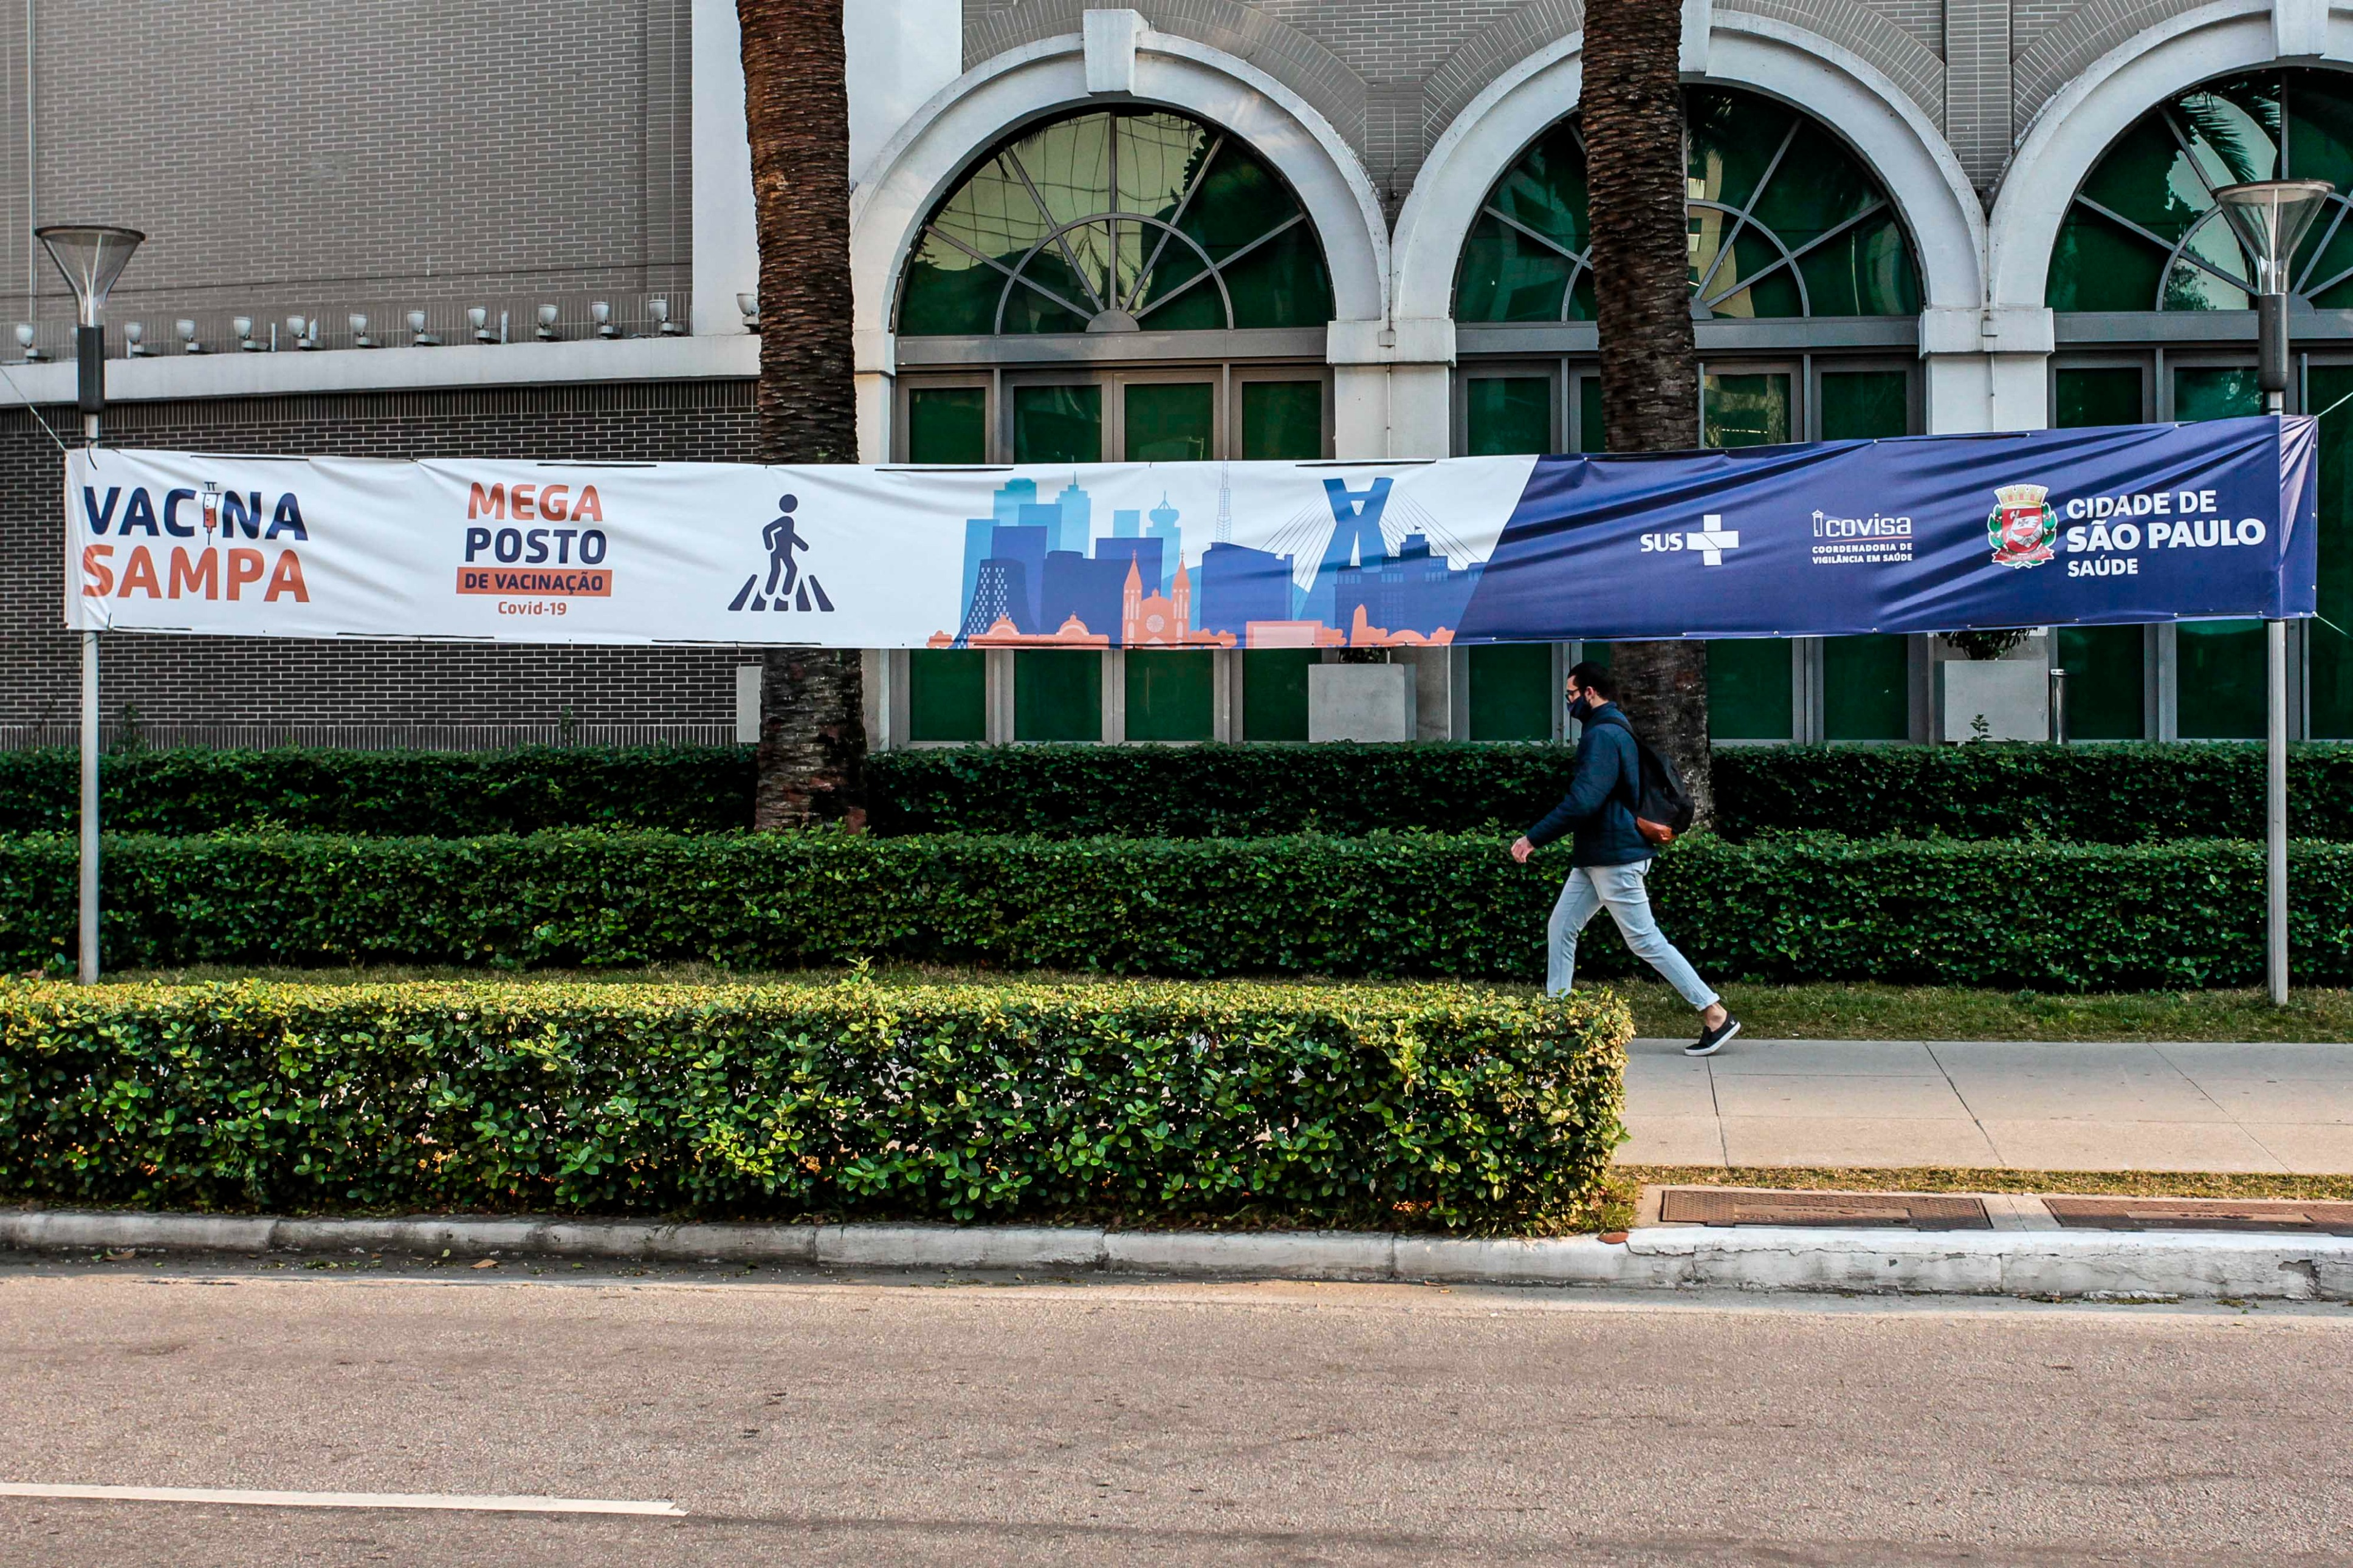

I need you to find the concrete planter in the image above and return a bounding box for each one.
[1936,659,2049,742]
[1308,663,1417,742]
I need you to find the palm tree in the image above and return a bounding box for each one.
[1582,0,1714,824]
[738,0,867,829]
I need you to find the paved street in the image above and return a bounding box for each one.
[1623,1037,2353,1172]
[1,1255,2350,1564]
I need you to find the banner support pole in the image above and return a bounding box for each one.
[75,366,102,984]
[78,623,97,985]
[2269,615,2289,1005]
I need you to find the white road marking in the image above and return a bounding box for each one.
[0,1483,685,1516]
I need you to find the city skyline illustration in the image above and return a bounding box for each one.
[932,467,1486,649]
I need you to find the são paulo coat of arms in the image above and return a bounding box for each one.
[1987,482,2058,569]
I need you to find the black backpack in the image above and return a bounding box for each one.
[1585,710,1695,845]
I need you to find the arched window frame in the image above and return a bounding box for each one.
[895,105,1335,341]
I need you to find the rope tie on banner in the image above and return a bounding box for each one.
[0,359,69,453]
[2315,385,2353,423]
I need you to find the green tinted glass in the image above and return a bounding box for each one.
[908,650,987,742]
[1469,643,1557,740]
[1015,650,1102,742]
[2313,367,2353,737]
[2173,366,2263,421]
[1466,377,1551,456]
[2054,368,2143,428]
[904,108,1330,335]
[1709,640,1795,740]
[1703,373,1792,448]
[1125,651,1215,741]
[1124,383,1213,462]
[1455,87,1916,321]
[1819,371,1908,440]
[1577,376,1605,453]
[907,387,987,464]
[1687,89,1795,211]
[1242,382,1322,459]
[2049,69,2353,311]
[2047,211,2171,313]
[1242,650,1312,741]
[1823,635,1909,740]
[1212,222,1335,329]
[2176,620,2267,739]
[2055,625,2146,739]
[1013,385,1102,464]
[1455,215,1574,321]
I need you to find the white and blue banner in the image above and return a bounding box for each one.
[63,416,2317,646]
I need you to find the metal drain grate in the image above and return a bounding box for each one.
[2046,1196,2353,1236]
[1657,1188,1991,1230]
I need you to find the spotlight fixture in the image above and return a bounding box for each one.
[535,303,561,341]
[349,313,375,349]
[407,309,439,347]
[13,323,44,362]
[292,315,320,350]
[648,296,682,336]
[177,318,204,354]
[590,300,617,339]
[469,306,495,344]
[737,291,757,330]
[124,320,151,357]
[233,316,259,352]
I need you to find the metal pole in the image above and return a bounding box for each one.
[78,628,96,984]
[2269,616,2289,1005]
[76,381,98,984]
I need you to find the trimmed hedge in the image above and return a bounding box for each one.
[7,740,2352,842]
[874,741,2353,843]
[1,828,2343,989]
[0,745,754,835]
[0,979,1627,1228]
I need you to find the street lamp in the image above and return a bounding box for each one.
[35,224,143,987]
[2213,181,2331,1006]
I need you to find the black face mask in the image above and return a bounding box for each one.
[1569,691,1597,720]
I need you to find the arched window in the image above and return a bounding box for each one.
[2047,69,2353,312]
[898,108,1334,335]
[890,107,1338,753]
[1451,87,1922,748]
[1454,86,1922,322]
[2047,68,2353,746]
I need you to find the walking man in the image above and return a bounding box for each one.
[1510,662,1741,1056]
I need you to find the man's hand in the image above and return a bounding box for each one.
[1509,835,1534,864]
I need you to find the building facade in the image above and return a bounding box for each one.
[2,0,2348,748]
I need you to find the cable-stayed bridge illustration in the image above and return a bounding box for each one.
[930,469,1482,649]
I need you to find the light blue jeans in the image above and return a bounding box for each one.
[1547,860,1719,1010]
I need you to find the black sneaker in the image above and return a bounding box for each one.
[1686,1015,1741,1057]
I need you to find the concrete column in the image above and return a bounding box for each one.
[1328,318,1455,459]
[1922,308,2052,434]
[855,328,895,463]
[1410,646,1468,740]
[690,0,758,339]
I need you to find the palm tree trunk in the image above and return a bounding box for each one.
[1582,0,1713,825]
[738,0,867,829]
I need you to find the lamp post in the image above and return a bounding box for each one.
[2214,181,2331,1006]
[34,224,143,986]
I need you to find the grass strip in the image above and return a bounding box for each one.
[1624,1166,2353,1200]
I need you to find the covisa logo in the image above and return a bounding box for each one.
[79,484,311,602]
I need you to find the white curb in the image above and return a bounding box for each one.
[5,1210,2352,1300]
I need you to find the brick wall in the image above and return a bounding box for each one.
[0,0,692,336]
[0,380,760,741]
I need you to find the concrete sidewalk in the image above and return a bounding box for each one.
[1623,1036,2353,1173]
